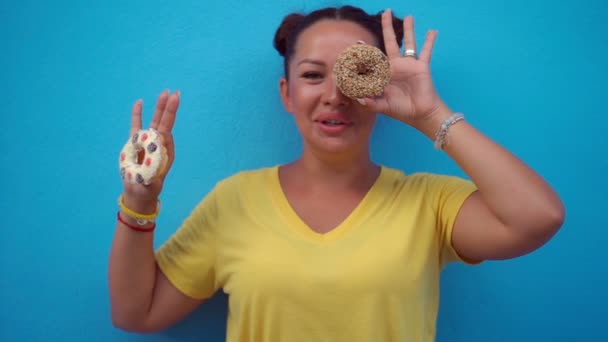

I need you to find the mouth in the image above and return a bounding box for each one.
[314,118,353,135]
[320,120,347,126]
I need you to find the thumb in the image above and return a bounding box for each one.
[358,96,391,116]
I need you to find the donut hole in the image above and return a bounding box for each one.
[355,63,372,76]
[135,147,145,165]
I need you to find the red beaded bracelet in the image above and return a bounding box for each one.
[117,211,156,232]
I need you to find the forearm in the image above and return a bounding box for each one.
[108,196,158,329]
[414,104,565,233]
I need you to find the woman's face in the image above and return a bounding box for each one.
[280,19,379,158]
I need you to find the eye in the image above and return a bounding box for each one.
[301,71,323,80]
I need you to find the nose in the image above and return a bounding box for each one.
[323,73,349,107]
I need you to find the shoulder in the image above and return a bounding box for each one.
[187,166,275,219]
[208,166,276,201]
[379,166,475,196]
[216,166,275,188]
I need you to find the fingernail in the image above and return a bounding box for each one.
[175,90,181,98]
[357,98,366,106]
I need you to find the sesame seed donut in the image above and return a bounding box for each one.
[118,128,168,185]
[333,43,391,99]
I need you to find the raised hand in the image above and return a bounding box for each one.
[363,9,444,125]
[122,89,180,203]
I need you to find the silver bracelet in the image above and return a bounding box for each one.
[434,113,464,150]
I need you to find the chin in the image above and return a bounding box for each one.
[312,136,366,155]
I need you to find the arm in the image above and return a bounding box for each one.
[367,10,564,261]
[415,103,565,261]
[109,90,204,332]
[109,196,203,333]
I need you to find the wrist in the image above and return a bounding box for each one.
[410,102,455,140]
[121,194,159,215]
[117,194,161,226]
[118,210,156,230]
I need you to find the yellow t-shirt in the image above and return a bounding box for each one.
[156,166,477,342]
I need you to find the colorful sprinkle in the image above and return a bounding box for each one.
[136,174,144,184]
[120,153,126,162]
[141,133,148,142]
[131,133,139,144]
[145,158,152,166]
[147,142,157,153]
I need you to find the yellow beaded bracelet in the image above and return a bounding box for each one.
[117,194,161,225]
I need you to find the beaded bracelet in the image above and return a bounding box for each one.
[434,113,464,150]
[117,194,161,225]
[117,211,155,232]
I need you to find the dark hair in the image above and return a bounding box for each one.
[273,5,404,79]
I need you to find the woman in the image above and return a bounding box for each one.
[109,5,565,341]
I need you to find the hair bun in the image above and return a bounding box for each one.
[273,13,304,57]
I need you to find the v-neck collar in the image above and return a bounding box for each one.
[269,165,386,243]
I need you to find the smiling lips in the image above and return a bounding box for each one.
[314,112,353,134]
[321,120,347,126]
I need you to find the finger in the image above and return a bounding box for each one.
[361,95,390,115]
[130,99,143,136]
[150,89,170,130]
[403,16,417,56]
[158,90,180,133]
[381,9,401,59]
[418,30,438,63]
[160,135,175,181]
[164,135,175,161]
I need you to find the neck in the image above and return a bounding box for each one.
[283,147,380,191]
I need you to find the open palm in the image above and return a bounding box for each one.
[365,10,444,124]
[122,90,180,201]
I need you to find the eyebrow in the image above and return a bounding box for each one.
[296,58,325,67]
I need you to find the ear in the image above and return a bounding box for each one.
[279,77,293,113]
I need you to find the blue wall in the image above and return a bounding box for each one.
[1,0,606,341]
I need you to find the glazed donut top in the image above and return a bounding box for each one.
[119,128,166,185]
[333,43,391,99]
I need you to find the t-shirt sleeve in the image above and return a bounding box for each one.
[155,187,220,300]
[424,173,479,268]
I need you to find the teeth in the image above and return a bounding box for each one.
[324,120,343,125]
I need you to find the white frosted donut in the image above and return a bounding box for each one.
[118,128,168,185]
